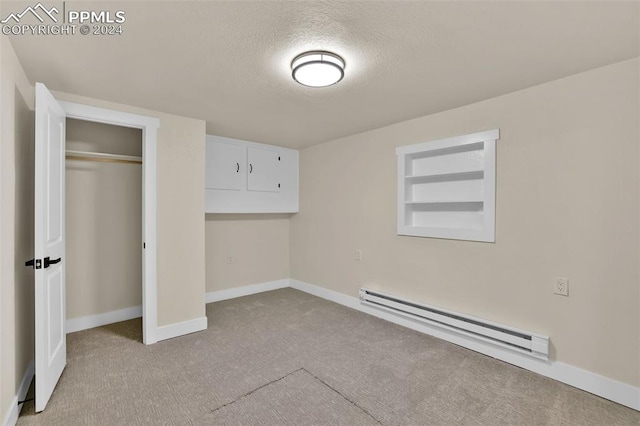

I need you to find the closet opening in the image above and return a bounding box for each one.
[65,118,144,341]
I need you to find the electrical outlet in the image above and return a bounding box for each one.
[226,255,234,264]
[355,249,363,261]
[554,277,569,296]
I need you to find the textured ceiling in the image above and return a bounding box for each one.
[4,1,639,148]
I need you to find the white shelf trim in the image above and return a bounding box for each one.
[396,129,499,155]
[404,200,484,205]
[405,170,484,182]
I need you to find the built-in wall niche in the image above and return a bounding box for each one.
[396,129,500,242]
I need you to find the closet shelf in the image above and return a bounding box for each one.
[66,150,142,164]
[405,200,484,207]
[404,170,484,183]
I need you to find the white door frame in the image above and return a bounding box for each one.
[59,101,160,345]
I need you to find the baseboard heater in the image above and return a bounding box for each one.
[359,288,549,360]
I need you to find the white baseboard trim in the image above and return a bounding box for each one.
[205,279,289,304]
[156,316,208,342]
[289,279,361,310]
[288,279,640,411]
[2,360,34,426]
[66,305,142,334]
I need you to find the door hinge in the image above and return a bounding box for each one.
[25,258,42,269]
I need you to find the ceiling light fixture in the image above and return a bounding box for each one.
[291,51,345,88]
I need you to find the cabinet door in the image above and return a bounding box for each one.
[205,141,245,190]
[247,147,280,192]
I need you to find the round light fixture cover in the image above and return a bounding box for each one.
[291,51,345,87]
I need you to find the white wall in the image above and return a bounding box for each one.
[205,214,290,293]
[290,58,640,387]
[1,37,35,425]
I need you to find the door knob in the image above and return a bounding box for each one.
[25,258,42,269]
[44,257,62,268]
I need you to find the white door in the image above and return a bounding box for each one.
[247,147,280,192]
[205,140,245,190]
[34,83,66,412]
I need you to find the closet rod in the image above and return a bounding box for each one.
[65,150,142,165]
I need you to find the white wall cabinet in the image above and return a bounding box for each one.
[396,129,500,242]
[205,141,244,191]
[205,135,298,213]
[247,146,281,193]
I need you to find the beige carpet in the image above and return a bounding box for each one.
[18,288,639,425]
[198,368,380,425]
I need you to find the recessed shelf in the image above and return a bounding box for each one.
[396,129,499,242]
[405,170,484,183]
[405,200,484,206]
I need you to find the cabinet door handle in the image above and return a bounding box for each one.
[249,164,253,173]
[236,162,239,173]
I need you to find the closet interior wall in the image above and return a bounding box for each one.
[65,118,143,321]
